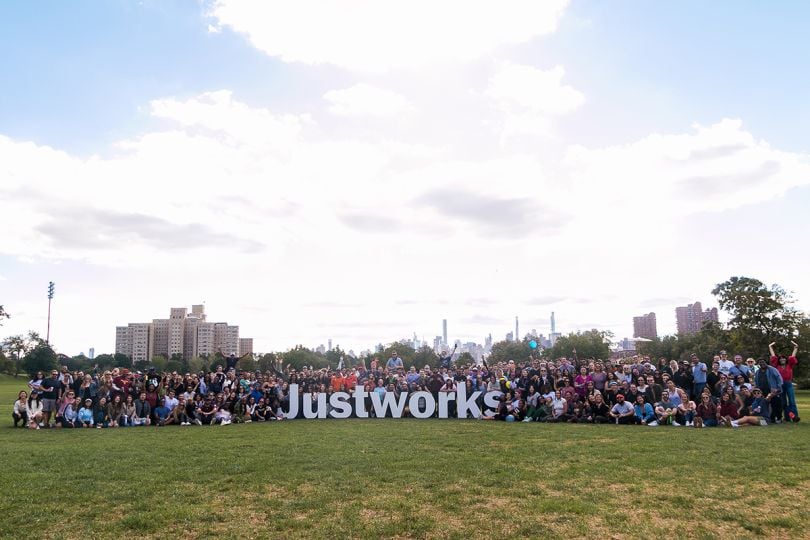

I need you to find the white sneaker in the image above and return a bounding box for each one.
[194,418,202,426]
[730,420,740,428]
[522,418,531,422]
[222,419,231,425]
[181,422,190,426]
[685,421,692,427]
[672,421,681,427]
[647,421,658,427]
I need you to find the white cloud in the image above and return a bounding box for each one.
[2,89,808,355]
[486,63,584,115]
[483,63,584,140]
[324,84,415,118]
[208,0,569,72]
[561,118,810,216]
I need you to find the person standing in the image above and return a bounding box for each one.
[39,369,62,428]
[755,356,783,423]
[386,351,404,372]
[770,341,800,422]
[691,354,708,400]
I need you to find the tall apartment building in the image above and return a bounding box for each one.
[116,305,249,363]
[633,312,658,339]
[675,301,719,335]
[238,338,253,356]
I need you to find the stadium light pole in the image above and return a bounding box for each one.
[47,281,55,344]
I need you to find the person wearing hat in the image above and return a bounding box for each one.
[608,394,635,425]
[77,399,94,428]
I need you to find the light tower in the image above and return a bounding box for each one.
[515,316,519,342]
[46,281,55,344]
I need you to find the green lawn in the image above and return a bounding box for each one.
[1,374,808,539]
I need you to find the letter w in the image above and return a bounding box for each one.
[370,391,408,418]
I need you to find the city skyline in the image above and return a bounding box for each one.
[1,2,809,356]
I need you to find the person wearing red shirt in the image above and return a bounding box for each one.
[770,341,799,422]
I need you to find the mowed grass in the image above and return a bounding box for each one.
[0,374,808,539]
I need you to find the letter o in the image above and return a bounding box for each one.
[408,391,436,419]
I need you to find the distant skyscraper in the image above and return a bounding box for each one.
[633,312,658,339]
[442,319,447,347]
[88,347,95,360]
[515,316,519,342]
[676,301,719,335]
[551,312,556,334]
[328,338,332,351]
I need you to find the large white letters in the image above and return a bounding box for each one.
[370,390,408,418]
[329,391,352,419]
[408,391,436,418]
[284,385,504,420]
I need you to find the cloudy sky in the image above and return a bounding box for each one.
[1,1,809,355]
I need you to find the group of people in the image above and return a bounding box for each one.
[11,341,800,429]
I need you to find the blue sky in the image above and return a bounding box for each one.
[1,1,808,355]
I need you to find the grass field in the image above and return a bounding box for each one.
[1,374,808,539]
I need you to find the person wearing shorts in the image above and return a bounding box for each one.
[39,370,61,428]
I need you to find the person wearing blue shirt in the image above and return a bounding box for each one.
[634,395,655,425]
[691,354,708,400]
[755,357,783,422]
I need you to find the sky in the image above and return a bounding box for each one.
[1,0,809,356]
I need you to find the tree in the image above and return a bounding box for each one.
[281,345,327,371]
[547,330,612,364]
[324,346,346,369]
[0,305,9,326]
[412,345,439,369]
[488,339,533,364]
[374,341,417,369]
[22,342,58,374]
[712,276,804,358]
[457,351,474,365]
[2,331,44,377]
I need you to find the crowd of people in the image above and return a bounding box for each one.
[11,341,800,429]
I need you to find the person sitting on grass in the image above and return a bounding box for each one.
[634,394,655,425]
[13,391,29,428]
[585,392,610,424]
[107,394,124,428]
[166,397,190,426]
[133,391,151,426]
[653,391,679,426]
[731,388,772,427]
[93,396,110,428]
[608,394,635,424]
[26,393,44,429]
[694,393,718,427]
[231,396,248,424]
[197,397,216,425]
[214,403,232,425]
[78,399,94,428]
[121,394,136,427]
[153,398,171,426]
[716,392,740,427]
[676,389,696,426]
[58,395,80,428]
